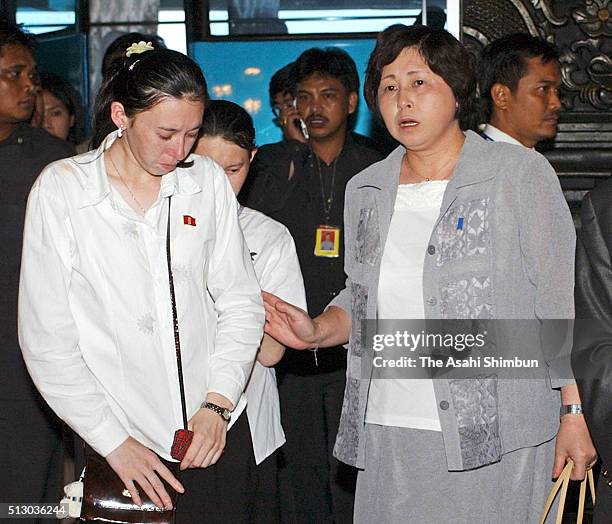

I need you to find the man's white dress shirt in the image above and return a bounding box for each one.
[18,131,264,461]
[482,124,526,147]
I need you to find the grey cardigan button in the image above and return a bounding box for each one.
[427,244,436,255]
[439,400,449,410]
[427,296,437,306]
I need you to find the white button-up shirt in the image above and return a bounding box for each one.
[482,123,530,147]
[239,206,307,464]
[18,132,264,460]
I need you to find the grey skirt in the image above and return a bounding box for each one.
[355,423,557,524]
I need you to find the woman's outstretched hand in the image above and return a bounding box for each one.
[263,291,318,350]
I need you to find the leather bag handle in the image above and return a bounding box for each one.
[166,196,189,430]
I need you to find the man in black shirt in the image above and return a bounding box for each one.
[243,47,382,523]
[0,19,74,513]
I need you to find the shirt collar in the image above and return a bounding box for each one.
[482,124,532,148]
[356,130,495,191]
[77,130,201,208]
[355,144,403,190]
[305,131,356,163]
[450,130,497,188]
[0,122,32,148]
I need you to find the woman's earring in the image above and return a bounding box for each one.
[117,126,124,138]
[455,101,459,110]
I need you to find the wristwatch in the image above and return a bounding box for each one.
[560,404,583,419]
[201,401,231,422]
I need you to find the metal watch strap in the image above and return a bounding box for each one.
[201,401,230,422]
[560,404,583,418]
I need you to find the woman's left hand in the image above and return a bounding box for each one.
[180,394,231,470]
[553,414,597,481]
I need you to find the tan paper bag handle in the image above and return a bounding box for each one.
[540,459,597,524]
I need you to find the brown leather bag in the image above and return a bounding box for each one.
[81,451,179,523]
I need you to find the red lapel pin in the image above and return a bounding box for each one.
[183,215,196,226]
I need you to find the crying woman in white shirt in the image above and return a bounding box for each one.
[18,47,266,522]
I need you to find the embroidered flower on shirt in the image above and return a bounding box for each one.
[436,198,490,267]
[171,264,191,283]
[355,207,381,267]
[137,313,156,335]
[122,221,139,239]
[439,276,494,319]
[334,377,361,465]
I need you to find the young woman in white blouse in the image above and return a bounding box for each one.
[194,99,307,520]
[18,46,264,521]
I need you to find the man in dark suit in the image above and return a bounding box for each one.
[243,47,382,523]
[573,180,612,523]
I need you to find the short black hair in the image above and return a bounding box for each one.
[269,62,295,106]
[478,33,560,121]
[293,47,359,94]
[364,24,477,130]
[0,18,34,55]
[413,6,447,30]
[200,99,256,152]
[101,32,166,78]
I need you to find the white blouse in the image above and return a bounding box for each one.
[239,206,307,464]
[366,180,448,431]
[18,131,264,460]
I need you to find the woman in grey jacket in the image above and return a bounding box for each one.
[264,25,596,522]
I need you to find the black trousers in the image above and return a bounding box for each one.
[0,399,64,524]
[276,368,357,524]
[176,413,279,523]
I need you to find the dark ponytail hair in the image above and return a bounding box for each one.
[92,48,208,148]
[200,100,256,152]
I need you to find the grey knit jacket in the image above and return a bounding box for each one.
[329,131,575,471]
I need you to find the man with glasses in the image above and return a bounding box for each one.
[243,47,382,524]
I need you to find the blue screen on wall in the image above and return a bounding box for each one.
[191,38,378,146]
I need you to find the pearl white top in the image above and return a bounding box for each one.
[366,180,448,431]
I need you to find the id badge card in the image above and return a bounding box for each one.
[314,225,340,258]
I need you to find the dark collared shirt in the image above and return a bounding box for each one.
[243,133,382,372]
[0,123,74,400]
